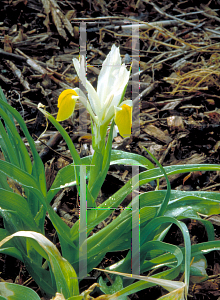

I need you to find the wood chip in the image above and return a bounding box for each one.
[143,124,172,144]
[167,116,185,131]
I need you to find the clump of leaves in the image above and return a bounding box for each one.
[1,81,220,300]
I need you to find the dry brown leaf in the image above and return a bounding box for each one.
[65,10,77,20]
[3,35,12,53]
[50,5,67,39]
[41,0,50,14]
[41,0,74,40]
[93,0,108,15]
[12,28,27,43]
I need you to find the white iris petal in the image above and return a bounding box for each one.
[73,57,100,116]
[97,45,122,108]
[74,88,96,123]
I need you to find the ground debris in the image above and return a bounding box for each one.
[1,0,220,299]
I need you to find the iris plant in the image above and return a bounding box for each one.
[2,45,220,299]
[56,44,133,149]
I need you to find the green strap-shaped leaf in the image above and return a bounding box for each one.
[0,98,46,195]
[0,88,14,122]
[38,107,81,188]
[140,216,191,292]
[0,119,19,165]
[0,108,32,173]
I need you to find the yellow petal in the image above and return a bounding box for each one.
[57,89,78,121]
[114,104,132,137]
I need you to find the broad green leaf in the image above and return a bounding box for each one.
[21,256,55,296]
[0,160,43,198]
[47,149,154,204]
[109,240,183,286]
[0,206,43,266]
[87,164,220,234]
[96,268,186,299]
[0,231,79,298]
[0,172,10,191]
[99,275,127,300]
[46,203,76,249]
[0,247,23,262]
[140,217,191,290]
[141,241,183,274]
[0,229,23,261]
[107,216,190,293]
[139,164,220,186]
[0,87,20,170]
[191,240,220,256]
[70,202,132,245]
[47,163,77,203]
[87,215,131,257]
[0,282,41,300]
[139,191,218,241]
[139,190,220,213]
[0,188,39,231]
[0,160,47,224]
[110,149,154,169]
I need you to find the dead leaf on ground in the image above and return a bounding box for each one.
[41,0,74,40]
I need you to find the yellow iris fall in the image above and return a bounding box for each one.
[114,104,132,137]
[56,89,78,122]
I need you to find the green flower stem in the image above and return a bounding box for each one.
[87,81,130,200]
[88,123,109,200]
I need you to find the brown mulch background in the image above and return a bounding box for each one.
[1,0,220,299]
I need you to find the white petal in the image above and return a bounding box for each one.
[103,66,130,121]
[73,57,100,115]
[113,125,119,138]
[113,64,130,97]
[74,88,97,124]
[73,57,87,87]
[97,45,122,104]
[118,99,133,108]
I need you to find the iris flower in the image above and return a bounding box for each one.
[56,45,132,141]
